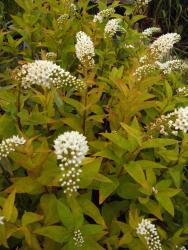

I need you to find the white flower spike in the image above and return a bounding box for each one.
[54,131,89,195]
[0,135,26,160]
[75,31,95,68]
[137,219,162,250]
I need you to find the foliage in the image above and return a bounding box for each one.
[0,0,188,249]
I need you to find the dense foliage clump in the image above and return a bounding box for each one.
[0,0,188,249]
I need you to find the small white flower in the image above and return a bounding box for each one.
[172,107,188,133]
[16,60,85,90]
[152,187,158,194]
[54,131,89,195]
[93,8,114,23]
[136,219,162,250]
[0,216,4,225]
[156,59,188,74]
[75,31,95,68]
[139,55,147,64]
[142,27,161,37]
[148,106,188,135]
[0,135,26,160]
[136,0,152,7]
[57,14,69,24]
[73,229,84,247]
[104,19,122,38]
[150,33,181,60]
[125,44,135,49]
[176,246,186,250]
[176,86,188,97]
[134,64,157,80]
[70,3,77,14]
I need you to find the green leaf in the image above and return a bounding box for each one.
[117,176,140,199]
[99,176,119,204]
[95,149,122,164]
[141,138,177,149]
[7,177,44,194]
[57,200,74,229]
[125,162,149,189]
[133,160,166,169]
[80,158,102,188]
[101,132,132,152]
[67,197,84,228]
[3,190,16,222]
[22,212,43,226]
[40,194,59,225]
[156,194,174,216]
[34,226,70,243]
[82,224,105,235]
[121,123,142,146]
[159,188,180,198]
[78,198,106,227]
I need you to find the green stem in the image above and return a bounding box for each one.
[17,83,23,132]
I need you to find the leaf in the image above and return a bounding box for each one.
[7,177,44,194]
[99,176,119,204]
[79,158,102,188]
[101,132,132,152]
[22,212,43,226]
[57,200,74,229]
[78,198,106,227]
[34,226,70,243]
[63,97,84,114]
[121,123,142,146]
[95,149,122,164]
[125,162,149,189]
[3,190,16,222]
[81,224,105,235]
[156,194,174,216]
[40,194,59,225]
[159,188,180,198]
[94,173,113,183]
[117,176,140,199]
[141,138,177,149]
[133,160,166,169]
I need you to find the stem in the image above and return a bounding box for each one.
[17,83,23,132]
[82,87,88,135]
[82,69,89,135]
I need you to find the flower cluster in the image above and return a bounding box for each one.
[46,52,57,61]
[134,64,157,80]
[136,219,162,250]
[75,31,95,68]
[16,60,85,90]
[176,246,186,250]
[125,44,135,49]
[176,87,188,97]
[180,247,186,250]
[150,33,181,60]
[54,131,89,195]
[73,230,84,247]
[0,135,26,160]
[136,0,152,7]
[69,3,77,15]
[156,59,188,75]
[148,106,188,136]
[142,27,161,37]
[57,14,69,25]
[93,8,114,23]
[139,55,148,64]
[104,19,122,38]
